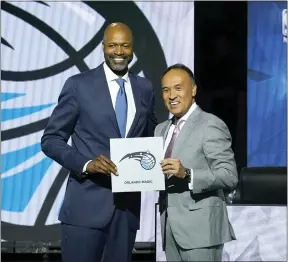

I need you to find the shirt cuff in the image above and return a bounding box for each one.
[83,160,92,173]
[188,168,193,190]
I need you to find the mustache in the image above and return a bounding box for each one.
[109,55,129,59]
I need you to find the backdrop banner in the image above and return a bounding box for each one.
[247,2,287,167]
[1,1,194,242]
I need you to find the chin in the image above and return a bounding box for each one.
[112,64,127,72]
[169,108,181,115]
[170,112,179,118]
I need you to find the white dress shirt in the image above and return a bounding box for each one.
[164,102,198,190]
[83,63,136,172]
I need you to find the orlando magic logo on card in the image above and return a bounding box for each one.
[110,137,165,193]
[120,151,156,170]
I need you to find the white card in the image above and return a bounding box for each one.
[110,137,165,192]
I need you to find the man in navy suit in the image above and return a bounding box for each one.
[41,22,157,262]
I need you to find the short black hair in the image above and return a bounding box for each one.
[162,63,196,84]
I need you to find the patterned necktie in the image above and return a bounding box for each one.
[164,119,184,158]
[115,78,127,138]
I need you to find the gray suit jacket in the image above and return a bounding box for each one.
[155,106,238,250]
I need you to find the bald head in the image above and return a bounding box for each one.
[103,22,133,44]
[102,22,134,76]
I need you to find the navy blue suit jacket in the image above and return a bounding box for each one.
[41,64,157,231]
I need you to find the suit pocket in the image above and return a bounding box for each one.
[188,198,221,211]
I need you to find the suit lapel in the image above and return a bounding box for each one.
[171,106,202,157]
[127,73,141,137]
[161,119,173,179]
[161,118,173,141]
[94,65,121,137]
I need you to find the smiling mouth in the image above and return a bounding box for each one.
[112,58,126,63]
[169,101,180,108]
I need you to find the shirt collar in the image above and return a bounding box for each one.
[103,62,129,83]
[174,102,198,124]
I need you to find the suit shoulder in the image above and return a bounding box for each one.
[156,120,169,129]
[199,111,231,138]
[133,73,151,83]
[68,68,98,82]
[133,73,153,89]
[155,120,170,134]
[200,111,228,128]
[67,64,103,84]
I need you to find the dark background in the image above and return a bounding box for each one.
[194,2,247,172]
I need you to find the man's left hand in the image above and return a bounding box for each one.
[160,158,185,178]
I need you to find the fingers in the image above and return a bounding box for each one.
[99,155,117,169]
[98,155,118,175]
[161,163,178,173]
[161,158,179,166]
[92,155,118,176]
[160,158,181,175]
[160,159,179,169]
[96,163,109,174]
[161,164,177,175]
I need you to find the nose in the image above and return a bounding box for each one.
[169,89,177,100]
[114,45,124,56]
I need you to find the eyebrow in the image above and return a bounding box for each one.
[106,42,130,45]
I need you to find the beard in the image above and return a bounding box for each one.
[104,53,133,75]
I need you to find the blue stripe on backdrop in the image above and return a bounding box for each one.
[2,157,53,212]
[2,143,42,173]
[1,92,26,101]
[247,2,287,166]
[1,103,55,122]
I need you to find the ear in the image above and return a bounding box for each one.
[102,41,104,51]
[192,84,197,97]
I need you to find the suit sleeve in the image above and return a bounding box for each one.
[41,77,90,176]
[192,118,238,193]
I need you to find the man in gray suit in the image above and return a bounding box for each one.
[155,64,238,261]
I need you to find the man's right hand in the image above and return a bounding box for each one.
[86,155,118,176]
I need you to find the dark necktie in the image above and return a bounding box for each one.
[115,78,127,138]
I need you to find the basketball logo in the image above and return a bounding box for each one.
[120,151,156,170]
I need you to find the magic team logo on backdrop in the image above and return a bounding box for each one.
[1,1,167,241]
